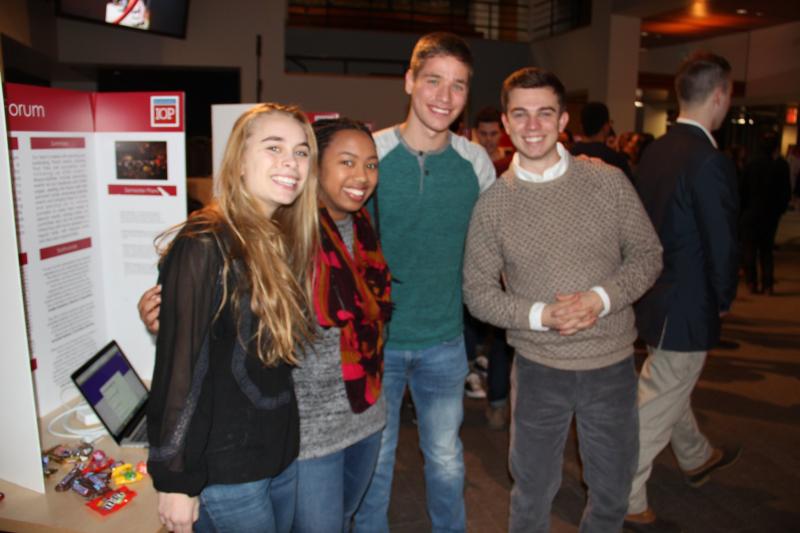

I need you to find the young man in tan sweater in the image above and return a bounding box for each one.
[463,67,663,532]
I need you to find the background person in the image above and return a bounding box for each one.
[570,101,632,181]
[467,105,515,426]
[740,131,791,295]
[473,105,513,175]
[626,51,741,533]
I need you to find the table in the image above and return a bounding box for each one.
[0,400,164,533]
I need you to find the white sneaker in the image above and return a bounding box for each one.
[473,355,489,377]
[464,372,487,399]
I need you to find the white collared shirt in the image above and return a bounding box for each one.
[676,117,718,148]
[511,142,570,183]
[510,142,611,330]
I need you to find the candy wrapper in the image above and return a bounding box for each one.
[111,463,143,485]
[86,486,137,516]
[45,444,74,464]
[82,450,113,474]
[55,463,85,492]
[41,454,58,477]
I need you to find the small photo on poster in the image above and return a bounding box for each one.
[115,141,168,180]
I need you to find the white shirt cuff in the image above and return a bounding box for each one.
[590,286,611,317]
[529,302,549,331]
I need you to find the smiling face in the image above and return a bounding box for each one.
[475,121,502,155]
[240,113,311,217]
[502,86,569,174]
[318,129,379,221]
[405,54,470,137]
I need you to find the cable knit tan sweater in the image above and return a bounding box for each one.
[463,156,663,370]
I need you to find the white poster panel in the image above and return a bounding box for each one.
[5,84,107,416]
[0,75,44,493]
[211,103,256,179]
[92,92,187,379]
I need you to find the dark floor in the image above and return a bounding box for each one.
[387,211,800,533]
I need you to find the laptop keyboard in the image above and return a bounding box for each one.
[129,418,148,442]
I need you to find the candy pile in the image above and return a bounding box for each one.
[43,443,147,515]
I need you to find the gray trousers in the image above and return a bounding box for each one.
[509,355,639,533]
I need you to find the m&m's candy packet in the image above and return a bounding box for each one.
[85,486,137,516]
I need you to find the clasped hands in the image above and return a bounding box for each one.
[541,291,604,336]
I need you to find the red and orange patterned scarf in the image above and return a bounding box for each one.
[313,205,392,413]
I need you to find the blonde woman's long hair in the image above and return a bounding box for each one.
[163,103,319,366]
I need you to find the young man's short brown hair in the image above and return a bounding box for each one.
[409,32,473,78]
[473,106,502,128]
[675,51,731,105]
[501,67,565,112]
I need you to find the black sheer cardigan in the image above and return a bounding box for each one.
[146,225,299,496]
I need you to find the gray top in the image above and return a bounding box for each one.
[293,214,386,459]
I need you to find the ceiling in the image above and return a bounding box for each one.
[635,0,800,48]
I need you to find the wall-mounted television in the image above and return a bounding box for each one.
[56,0,190,39]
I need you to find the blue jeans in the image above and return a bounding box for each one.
[293,431,382,533]
[509,356,638,533]
[354,335,469,533]
[195,460,297,533]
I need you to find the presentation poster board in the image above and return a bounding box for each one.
[5,84,186,417]
[0,74,44,493]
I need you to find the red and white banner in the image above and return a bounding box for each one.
[5,83,186,415]
[5,84,94,132]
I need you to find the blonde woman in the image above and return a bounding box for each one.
[146,103,319,533]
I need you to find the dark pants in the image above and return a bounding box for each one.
[509,356,639,533]
[464,309,513,404]
[743,219,780,291]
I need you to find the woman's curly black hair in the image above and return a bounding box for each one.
[312,117,373,161]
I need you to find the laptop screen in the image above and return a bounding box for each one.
[72,341,148,437]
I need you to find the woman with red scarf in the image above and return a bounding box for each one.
[293,118,392,532]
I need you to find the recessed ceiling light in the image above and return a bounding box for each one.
[691,0,708,17]
[736,8,748,15]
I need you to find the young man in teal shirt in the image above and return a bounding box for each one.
[354,32,495,533]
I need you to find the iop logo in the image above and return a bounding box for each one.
[150,96,180,128]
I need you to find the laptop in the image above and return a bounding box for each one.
[71,340,149,447]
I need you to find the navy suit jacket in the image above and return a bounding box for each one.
[634,123,739,351]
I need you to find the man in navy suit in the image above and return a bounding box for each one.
[624,52,741,533]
